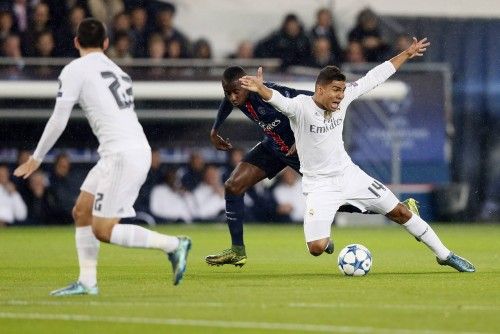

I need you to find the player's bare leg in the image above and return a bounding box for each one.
[205,162,266,267]
[307,237,334,256]
[386,203,475,272]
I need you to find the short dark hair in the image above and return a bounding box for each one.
[316,66,346,86]
[222,66,246,83]
[77,18,107,48]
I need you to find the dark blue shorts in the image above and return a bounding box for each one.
[243,142,301,179]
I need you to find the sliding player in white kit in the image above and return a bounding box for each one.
[14,18,192,295]
[240,37,475,272]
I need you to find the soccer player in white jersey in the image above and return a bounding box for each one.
[14,18,192,295]
[239,37,475,272]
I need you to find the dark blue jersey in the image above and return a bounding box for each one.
[213,82,313,153]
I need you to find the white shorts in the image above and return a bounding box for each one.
[81,148,151,218]
[303,165,399,242]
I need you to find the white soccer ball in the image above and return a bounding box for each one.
[337,244,372,276]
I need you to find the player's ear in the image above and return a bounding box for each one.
[102,37,110,51]
[73,37,79,50]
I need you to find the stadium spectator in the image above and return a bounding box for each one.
[181,151,205,191]
[24,170,57,225]
[87,0,124,26]
[11,0,31,33]
[310,8,343,64]
[23,2,52,56]
[344,41,367,64]
[135,147,165,214]
[1,33,22,58]
[272,167,304,222]
[306,37,340,68]
[33,30,55,57]
[147,33,165,59]
[192,38,212,59]
[192,165,225,221]
[166,38,184,59]
[107,30,133,61]
[0,33,24,79]
[55,5,86,57]
[0,10,16,44]
[228,40,254,59]
[255,13,311,69]
[145,33,166,78]
[31,30,57,77]
[48,153,80,225]
[43,1,89,32]
[0,164,27,226]
[150,168,193,223]
[348,8,389,62]
[110,11,130,40]
[154,2,189,58]
[129,6,149,57]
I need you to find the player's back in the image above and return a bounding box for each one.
[59,52,149,156]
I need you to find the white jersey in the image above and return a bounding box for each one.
[33,52,149,160]
[59,52,149,156]
[267,61,396,192]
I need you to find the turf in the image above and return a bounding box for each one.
[0,223,499,334]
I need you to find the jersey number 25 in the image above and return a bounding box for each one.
[101,71,134,109]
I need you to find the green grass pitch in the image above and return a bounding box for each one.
[1,223,499,334]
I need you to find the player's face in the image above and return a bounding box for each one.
[222,79,249,107]
[319,80,346,112]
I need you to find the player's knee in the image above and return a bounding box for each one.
[386,203,411,224]
[91,222,112,243]
[308,242,325,256]
[72,204,90,222]
[225,178,245,196]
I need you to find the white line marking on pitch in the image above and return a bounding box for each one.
[2,299,499,312]
[0,312,494,334]
[288,302,500,312]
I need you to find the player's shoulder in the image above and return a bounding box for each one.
[265,82,296,97]
[59,58,87,80]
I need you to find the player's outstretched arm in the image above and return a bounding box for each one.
[14,99,73,179]
[239,67,273,101]
[390,37,430,70]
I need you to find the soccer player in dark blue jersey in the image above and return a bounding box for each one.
[205,66,419,267]
[205,66,310,266]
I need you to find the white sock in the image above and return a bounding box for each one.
[76,226,100,288]
[403,214,451,260]
[110,224,179,253]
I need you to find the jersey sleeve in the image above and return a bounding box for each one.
[265,89,297,118]
[56,63,85,103]
[343,61,396,104]
[212,97,233,130]
[265,82,313,98]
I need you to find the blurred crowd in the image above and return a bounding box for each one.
[0,0,417,68]
[0,148,305,226]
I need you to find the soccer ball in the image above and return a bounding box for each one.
[337,244,372,276]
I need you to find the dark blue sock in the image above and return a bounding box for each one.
[225,193,245,246]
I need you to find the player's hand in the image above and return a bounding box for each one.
[13,156,41,179]
[406,37,430,58]
[239,66,264,92]
[286,143,297,156]
[210,129,233,151]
